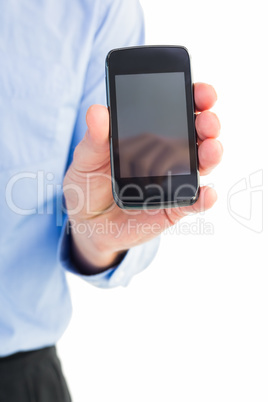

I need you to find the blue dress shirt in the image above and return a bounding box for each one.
[0,0,159,357]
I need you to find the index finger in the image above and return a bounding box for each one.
[194,83,218,112]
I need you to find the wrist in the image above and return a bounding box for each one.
[69,222,127,275]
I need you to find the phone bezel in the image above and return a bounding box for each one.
[105,45,199,209]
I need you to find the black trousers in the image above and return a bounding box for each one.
[0,346,72,402]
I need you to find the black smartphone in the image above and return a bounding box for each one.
[105,45,199,209]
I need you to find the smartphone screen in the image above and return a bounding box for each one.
[115,72,191,178]
[106,46,199,209]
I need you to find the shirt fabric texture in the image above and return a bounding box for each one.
[0,0,159,357]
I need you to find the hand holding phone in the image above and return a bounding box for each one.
[64,63,221,269]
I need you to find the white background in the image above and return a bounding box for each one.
[58,1,267,401]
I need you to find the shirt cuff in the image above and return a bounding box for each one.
[58,216,160,288]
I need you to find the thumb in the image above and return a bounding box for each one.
[72,104,110,172]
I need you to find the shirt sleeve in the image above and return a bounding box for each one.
[57,0,160,288]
